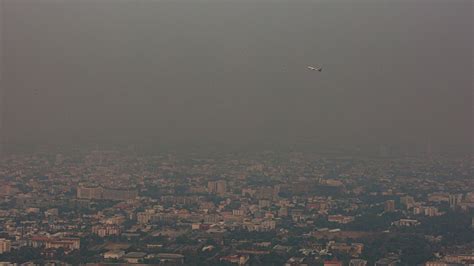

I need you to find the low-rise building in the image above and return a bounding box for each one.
[123,252,147,264]
[103,250,125,260]
[0,239,11,254]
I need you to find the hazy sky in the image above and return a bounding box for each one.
[1,0,472,151]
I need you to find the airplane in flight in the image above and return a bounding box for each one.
[307,66,322,72]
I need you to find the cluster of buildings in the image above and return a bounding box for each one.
[0,150,472,265]
[77,184,138,201]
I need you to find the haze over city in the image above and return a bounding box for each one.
[1,0,471,153]
[0,1,473,266]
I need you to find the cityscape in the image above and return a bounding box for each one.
[0,0,472,265]
[0,148,472,265]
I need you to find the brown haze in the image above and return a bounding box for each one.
[1,0,472,153]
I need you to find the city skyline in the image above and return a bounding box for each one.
[0,1,472,265]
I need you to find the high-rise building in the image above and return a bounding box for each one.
[0,239,11,254]
[449,194,463,210]
[400,196,415,208]
[207,181,215,194]
[77,185,102,200]
[216,180,227,195]
[208,180,226,195]
[385,200,396,212]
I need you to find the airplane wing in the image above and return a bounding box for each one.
[308,66,322,72]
